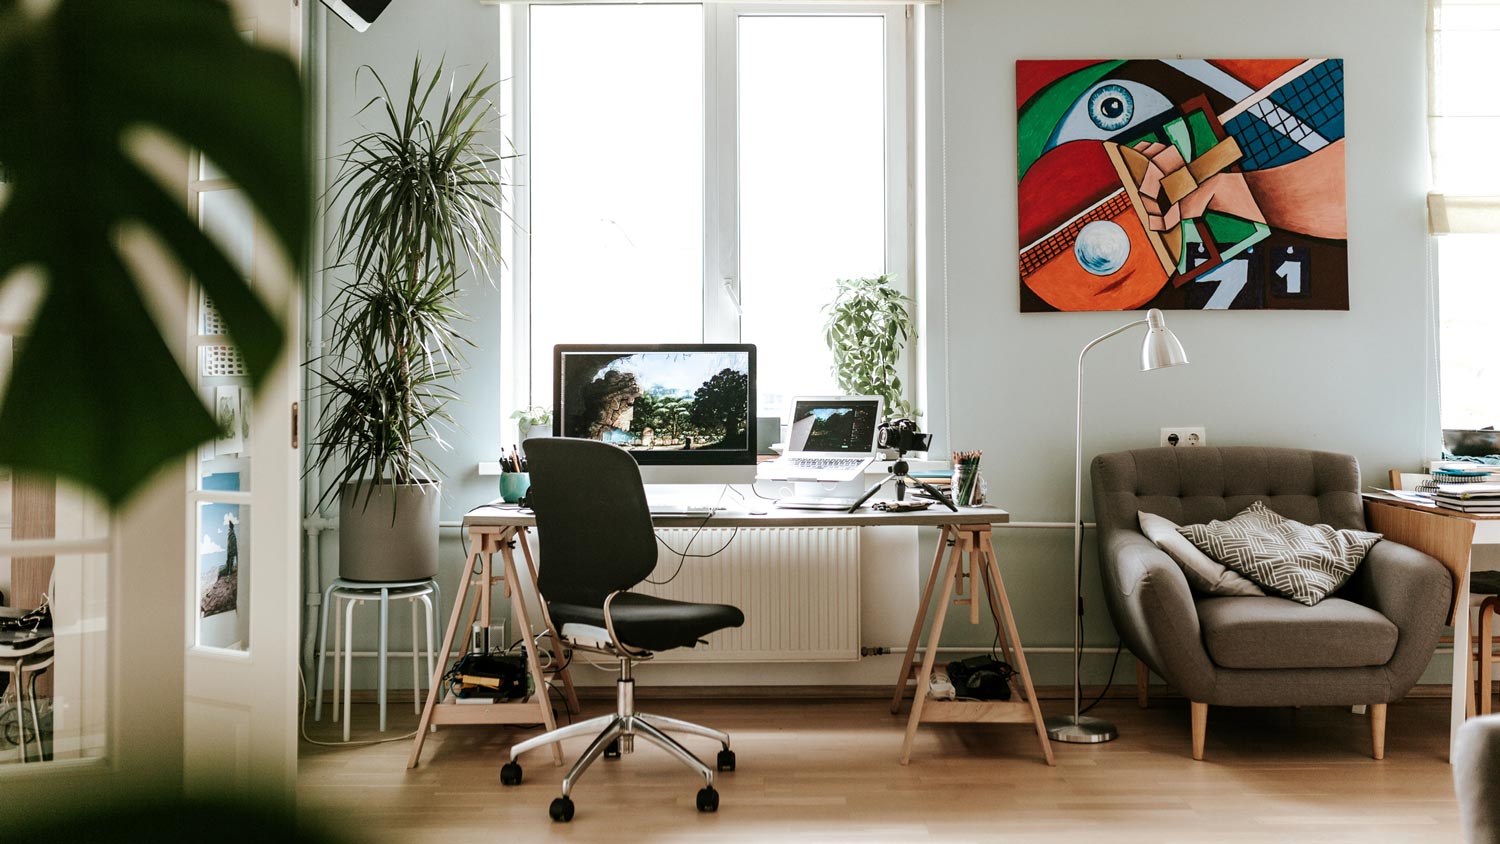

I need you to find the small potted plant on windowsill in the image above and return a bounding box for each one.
[824,274,919,431]
[511,406,552,443]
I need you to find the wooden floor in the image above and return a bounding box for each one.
[298,697,1462,843]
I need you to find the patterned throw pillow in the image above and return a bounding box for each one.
[1175,502,1382,606]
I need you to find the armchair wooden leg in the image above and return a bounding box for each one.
[1370,703,1387,760]
[1191,701,1207,761]
[1136,661,1149,709]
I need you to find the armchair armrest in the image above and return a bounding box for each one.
[1343,538,1452,692]
[1098,529,1217,700]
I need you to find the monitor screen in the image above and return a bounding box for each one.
[553,345,757,465]
[787,399,881,454]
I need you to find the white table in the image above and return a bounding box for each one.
[408,498,1029,767]
[1364,492,1500,761]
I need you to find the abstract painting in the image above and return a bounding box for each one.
[1017,59,1346,312]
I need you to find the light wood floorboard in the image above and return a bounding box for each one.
[298,698,1460,843]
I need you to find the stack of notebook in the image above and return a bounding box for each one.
[1431,482,1500,513]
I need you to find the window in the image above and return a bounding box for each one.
[506,3,911,427]
[1432,0,1500,428]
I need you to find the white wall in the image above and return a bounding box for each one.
[313,0,1440,690]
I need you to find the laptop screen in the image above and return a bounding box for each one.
[787,399,881,454]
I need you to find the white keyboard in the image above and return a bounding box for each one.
[648,504,722,517]
[789,457,864,470]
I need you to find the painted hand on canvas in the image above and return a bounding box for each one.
[1017,59,1347,312]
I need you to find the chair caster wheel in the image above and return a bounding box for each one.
[549,796,575,822]
[696,786,719,813]
[716,749,736,771]
[604,739,621,759]
[499,761,522,787]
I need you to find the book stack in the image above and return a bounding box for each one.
[1431,482,1500,513]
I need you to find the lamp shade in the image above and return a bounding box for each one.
[1140,308,1189,371]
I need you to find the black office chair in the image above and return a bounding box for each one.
[500,437,745,822]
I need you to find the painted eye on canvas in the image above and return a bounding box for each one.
[1046,80,1173,149]
[1088,84,1133,131]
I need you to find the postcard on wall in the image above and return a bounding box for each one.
[214,385,243,456]
[1017,59,1347,312]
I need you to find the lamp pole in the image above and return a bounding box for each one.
[1046,308,1187,744]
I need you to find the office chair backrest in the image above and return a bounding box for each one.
[524,437,659,607]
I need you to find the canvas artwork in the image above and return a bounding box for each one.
[1017,59,1346,312]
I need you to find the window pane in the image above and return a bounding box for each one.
[738,15,888,418]
[0,469,110,767]
[1439,234,1500,428]
[528,4,705,407]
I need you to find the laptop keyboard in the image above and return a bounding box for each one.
[789,457,863,469]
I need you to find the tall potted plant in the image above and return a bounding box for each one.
[311,60,507,582]
[824,274,918,420]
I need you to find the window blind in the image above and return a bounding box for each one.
[1430,0,1500,232]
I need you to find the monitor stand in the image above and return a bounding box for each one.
[790,479,868,500]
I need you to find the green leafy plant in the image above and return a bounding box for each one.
[310,60,508,508]
[823,275,918,420]
[511,406,551,430]
[0,0,306,506]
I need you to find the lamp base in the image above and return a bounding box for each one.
[1044,714,1119,744]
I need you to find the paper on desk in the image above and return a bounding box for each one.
[1369,488,1437,506]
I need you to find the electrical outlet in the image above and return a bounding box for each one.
[1161,427,1207,448]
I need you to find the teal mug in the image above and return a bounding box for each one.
[499,472,531,504]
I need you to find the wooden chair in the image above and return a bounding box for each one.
[1384,470,1498,716]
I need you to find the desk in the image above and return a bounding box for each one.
[1363,493,1500,760]
[408,500,1051,767]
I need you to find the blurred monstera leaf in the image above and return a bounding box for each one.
[0,0,307,506]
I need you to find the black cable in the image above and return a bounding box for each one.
[741,480,780,501]
[647,485,739,585]
[1079,640,1124,716]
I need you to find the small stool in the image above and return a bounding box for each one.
[0,635,55,763]
[314,578,439,742]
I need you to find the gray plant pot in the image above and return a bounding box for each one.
[338,481,440,583]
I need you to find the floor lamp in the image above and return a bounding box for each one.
[1045,308,1188,744]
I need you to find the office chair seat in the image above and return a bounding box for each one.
[549,593,744,653]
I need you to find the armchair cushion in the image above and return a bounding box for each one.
[1179,502,1381,605]
[1196,595,1398,669]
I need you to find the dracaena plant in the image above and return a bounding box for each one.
[823,274,918,420]
[0,0,305,506]
[310,59,509,509]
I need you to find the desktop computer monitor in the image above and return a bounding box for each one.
[553,344,757,466]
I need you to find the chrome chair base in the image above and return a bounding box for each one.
[500,656,734,820]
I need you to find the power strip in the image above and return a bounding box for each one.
[927,672,956,701]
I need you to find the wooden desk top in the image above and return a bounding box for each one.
[1362,491,1500,521]
[462,502,1010,530]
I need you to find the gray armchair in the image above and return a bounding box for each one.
[1092,446,1452,760]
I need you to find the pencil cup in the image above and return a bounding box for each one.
[499,472,531,504]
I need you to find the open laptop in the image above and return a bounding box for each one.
[766,396,884,483]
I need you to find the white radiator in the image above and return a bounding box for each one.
[636,527,860,662]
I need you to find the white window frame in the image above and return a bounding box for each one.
[499,2,915,440]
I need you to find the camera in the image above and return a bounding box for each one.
[877,418,932,455]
